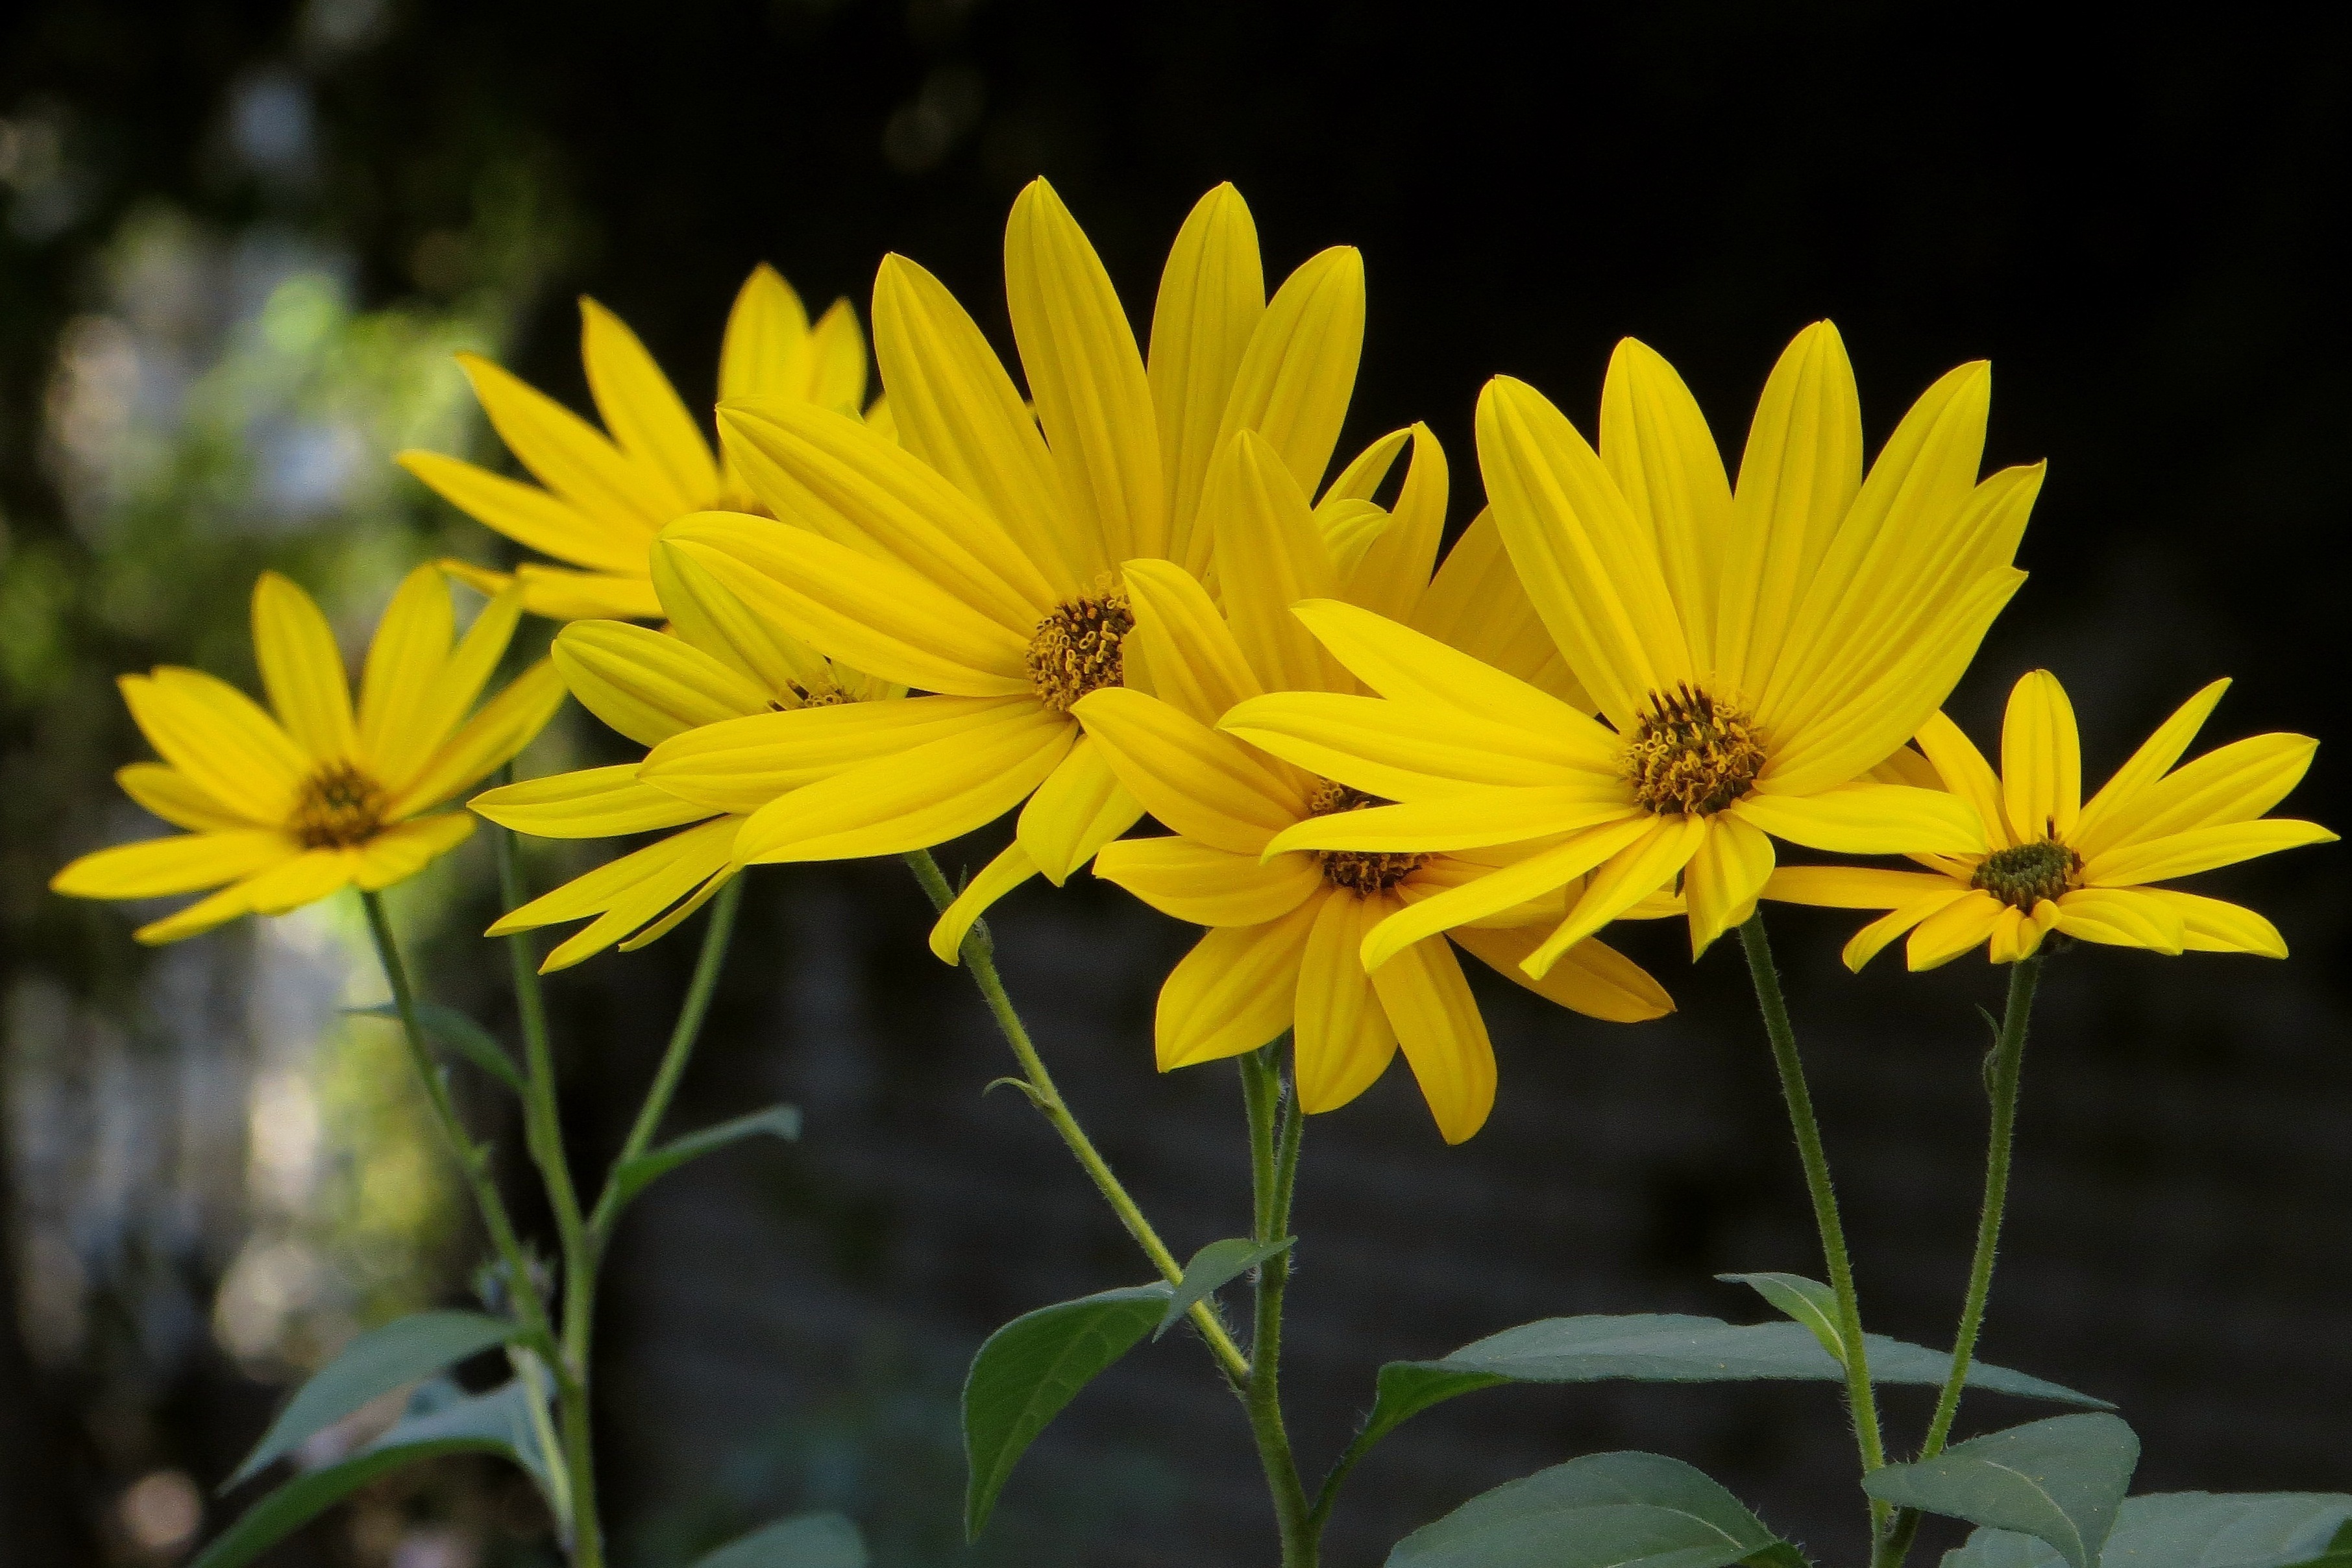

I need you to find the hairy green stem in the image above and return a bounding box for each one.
[1242,1047,1314,1567]
[1738,913,1888,1541]
[901,850,1249,1384]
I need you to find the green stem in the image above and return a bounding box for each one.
[1242,1047,1313,1567]
[1876,952,2044,1568]
[1737,912,1888,1540]
[901,850,1250,1384]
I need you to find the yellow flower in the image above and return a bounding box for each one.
[399,265,876,621]
[639,178,1378,953]
[1221,323,2037,977]
[470,537,901,972]
[1074,429,1672,1144]
[53,567,565,942]
[1764,670,2334,968]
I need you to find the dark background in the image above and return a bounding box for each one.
[3,2,2347,1564]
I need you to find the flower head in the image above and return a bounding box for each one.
[400,266,875,620]
[1765,670,2334,968]
[53,568,565,942]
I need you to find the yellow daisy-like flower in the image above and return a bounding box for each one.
[53,567,566,942]
[1764,669,2334,969]
[1220,323,2040,977]
[469,538,902,972]
[1074,428,1672,1144]
[637,178,1380,951]
[399,265,875,621]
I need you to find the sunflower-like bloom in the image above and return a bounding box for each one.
[1222,324,2037,977]
[400,265,874,620]
[1074,429,1672,1143]
[53,568,565,942]
[639,178,1381,952]
[469,540,901,972]
[1764,670,2334,969]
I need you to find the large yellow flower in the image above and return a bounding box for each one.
[1074,430,1672,1143]
[400,266,873,620]
[1220,323,2037,976]
[637,178,1382,951]
[1765,669,2334,968]
[53,568,565,942]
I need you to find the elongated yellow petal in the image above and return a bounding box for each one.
[649,535,839,702]
[2070,678,2232,855]
[2079,818,2336,886]
[1410,509,1595,711]
[458,352,676,530]
[927,838,1038,963]
[1119,557,1263,726]
[352,814,476,890]
[471,765,713,839]
[124,669,307,822]
[661,515,1030,695]
[1335,424,1449,624]
[489,816,732,935]
[537,819,741,973]
[1212,246,1364,515]
[1730,782,1984,855]
[1149,184,1264,570]
[553,620,768,748]
[1207,430,1347,693]
[1005,178,1166,563]
[1448,924,1674,1023]
[1016,737,1143,884]
[1905,889,2007,969]
[1600,339,1731,670]
[134,849,352,944]
[2135,888,2286,957]
[116,763,260,831]
[1225,691,1610,800]
[1294,890,1397,1114]
[1156,900,1319,1070]
[1476,376,1692,731]
[1368,914,1495,1144]
[619,864,735,953]
[1762,864,1961,909]
[1843,888,1973,971]
[2000,670,2081,844]
[802,299,870,416]
[1360,817,1656,972]
[873,252,1086,587]
[1073,687,1306,855]
[718,262,810,403]
[642,694,1031,814]
[733,705,1073,864]
[1316,497,1389,582]
[1527,814,1710,973]
[1095,835,1322,927]
[400,586,527,777]
[2049,887,2186,955]
[1397,852,1570,929]
[511,566,664,621]
[1914,711,2011,850]
[356,565,454,783]
[580,297,720,509]
[1321,428,1412,505]
[252,572,356,759]
[1716,322,1863,698]
[53,829,293,899]
[400,451,646,576]
[2079,731,2319,854]
[1265,785,1637,857]
[387,661,567,818]
[1681,812,1775,955]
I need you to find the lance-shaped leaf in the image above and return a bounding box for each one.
[1387,1449,1798,1568]
[1864,1414,2139,1568]
[346,1001,523,1094]
[1942,1492,2352,1568]
[962,1284,1171,1539]
[692,1510,869,1568]
[605,1104,802,1218]
[1719,1273,1846,1364]
[1156,1236,1293,1339]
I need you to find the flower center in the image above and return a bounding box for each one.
[1026,587,1134,713]
[1306,779,1425,895]
[290,761,389,850]
[1971,839,2079,911]
[1623,683,1766,816]
[770,678,852,711]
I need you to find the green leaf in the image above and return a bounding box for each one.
[1717,1273,1846,1365]
[1942,1492,2352,1568]
[346,1002,522,1094]
[1386,1449,1793,1568]
[1863,1413,2139,1568]
[605,1104,802,1217]
[195,1379,548,1568]
[962,1283,1171,1540]
[1354,1362,1512,1453]
[1155,1236,1293,1340]
[692,1510,869,1568]
[224,1310,519,1489]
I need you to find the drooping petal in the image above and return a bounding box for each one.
[2078,818,2337,886]
[1913,711,2011,851]
[1157,900,1321,1070]
[53,829,293,899]
[1730,781,1984,856]
[1600,338,1732,670]
[580,297,720,509]
[642,694,1033,814]
[1094,835,1323,927]
[399,452,648,574]
[1211,245,1364,526]
[2049,887,2187,955]
[116,763,262,831]
[927,839,1038,963]
[352,814,476,890]
[470,765,713,839]
[123,669,308,822]
[489,816,731,936]
[534,819,741,973]
[1526,814,1710,973]
[1263,785,1638,857]
[1073,687,1307,855]
[1360,816,1657,973]
[252,572,356,759]
[1999,670,2082,844]
[136,850,354,944]
[386,661,568,819]
[1680,812,1776,955]
[552,620,769,749]
[1016,737,1144,885]
[2135,888,2288,957]
[1206,431,1347,694]
[2070,678,2231,855]
[1149,183,1264,570]
[1448,924,1674,1023]
[1119,557,1264,726]
[457,352,677,530]
[1841,888,1974,971]
[1904,890,2007,970]
[1368,915,1498,1144]
[1293,890,1398,1115]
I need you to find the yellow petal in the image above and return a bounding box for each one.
[437,557,515,600]
[2000,669,2081,844]
[1225,691,1610,801]
[2070,678,2231,856]
[1367,914,1496,1144]
[1016,737,1143,884]
[470,765,713,839]
[134,850,352,944]
[457,352,676,530]
[402,451,647,576]
[643,694,1035,815]
[1073,687,1306,855]
[1293,890,1397,1114]
[353,814,476,890]
[1094,835,1322,927]
[733,705,1073,864]
[387,661,569,818]
[1264,785,1638,857]
[1148,183,1264,571]
[1156,900,1319,1071]
[490,816,731,935]
[580,297,719,509]
[400,585,528,776]
[927,839,1038,963]
[1334,424,1449,624]
[1360,816,1657,973]
[1905,890,2007,970]
[649,534,839,703]
[1118,557,1263,727]
[1681,812,1776,956]
[1841,889,1974,971]
[1206,430,1347,692]
[1409,508,1596,712]
[2078,731,2319,855]
[1730,781,1985,855]
[1316,497,1390,582]
[356,564,454,783]
[553,619,769,748]
[1213,245,1364,518]
[1321,427,1412,505]
[53,829,293,899]
[1526,815,1710,973]
[1475,376,1692,731]
[802,299,870,416]
[617,864,735,953]
[251,572,356,758]
[512,565,665,621]
[1005,178,1166,563]
[123,669,307,822]
[718,262,811,403]
[1761,864,1961,909]
[2134,888,2287,957]
[2048,887,2186,955]
[1600,338,1732,671]
[535,819,741,973]
[116,763,260,831]
[1914,711,2011,851]
[1447,924,1674,1023]
[2078,818,2337,887]
[1870,742,1943,790]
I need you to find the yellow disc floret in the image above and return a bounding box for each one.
[1306,779,1425,894]
[290,761,390,850]
[1027,585,1134,713]
[1623,684,1765,817]
[1970,839,2079,911]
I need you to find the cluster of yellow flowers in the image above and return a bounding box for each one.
[56,180,2332,1145]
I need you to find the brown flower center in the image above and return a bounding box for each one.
[1971,839,2079,911]
[290,761,389,850]
[1622,683,1765,816]
[1026,587,1134,713]
[1306,779,1425,895]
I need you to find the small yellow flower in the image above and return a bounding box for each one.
[1075,428,1672,1144]
[1221,325,2040,977]
[1765,670,2334,968]
[53,568,565,942]
[399,266,877,620]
